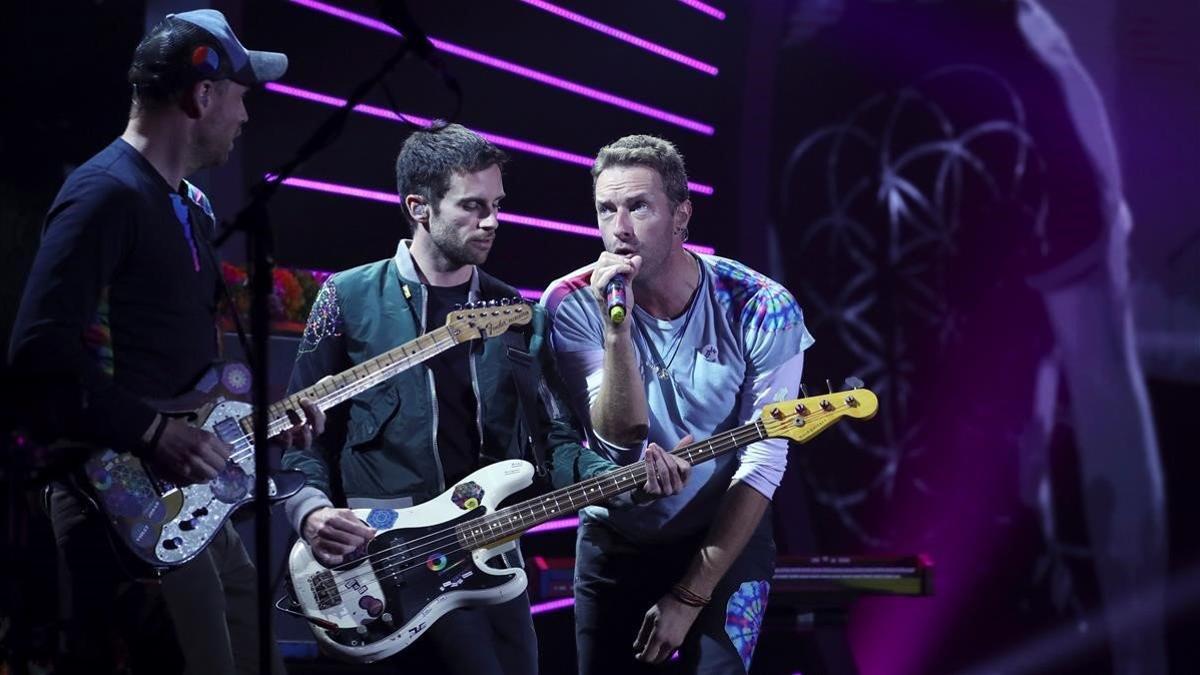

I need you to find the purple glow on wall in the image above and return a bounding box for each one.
[288,0,715,135]
[269,175,717,255]
[526,517,580,534]
[676,0,726,20]
[530,597,575,615]
[518,0,718,75]
[262,83,715,196]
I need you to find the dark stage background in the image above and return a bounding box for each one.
[3,1,1199,674]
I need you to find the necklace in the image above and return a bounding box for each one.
[636,263,704,382]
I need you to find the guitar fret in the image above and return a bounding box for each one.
[462,420,778,550]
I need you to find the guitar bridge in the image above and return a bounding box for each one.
[310,570,342,610]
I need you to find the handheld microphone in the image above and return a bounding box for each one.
[605,275,628,325]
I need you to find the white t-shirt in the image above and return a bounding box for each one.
[542,253,814,541]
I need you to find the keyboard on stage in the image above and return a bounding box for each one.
[772,554,934,598]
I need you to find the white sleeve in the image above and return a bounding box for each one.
[728,283,814,499]
[732,350,805,499]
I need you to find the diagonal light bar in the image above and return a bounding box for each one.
[288,0,715,135]
[264,82,715,196]
[530,597,575,615]
[270,175,718,255]
[518,0,718,76]
[526,516,580,534]
[677,0,726,20]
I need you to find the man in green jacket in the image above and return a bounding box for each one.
[281,122,592,673]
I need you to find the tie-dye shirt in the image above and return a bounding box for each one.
[542,254,814,542]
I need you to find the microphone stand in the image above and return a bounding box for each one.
[212,15,449,671]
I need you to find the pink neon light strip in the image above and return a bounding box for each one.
[519,0,717,76]
[270,175,717,255]
[263,82,715,197]
[526,516,580,534]
[530,598,575,615]
[677,0,726,20]
[288,0,714,135]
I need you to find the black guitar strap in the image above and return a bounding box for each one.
[502,332,548,478]
[194,206,256,372]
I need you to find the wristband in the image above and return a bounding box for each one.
[670,583,711,608]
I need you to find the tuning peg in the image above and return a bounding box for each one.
[800,383,810,397]
[500,298,510,305]
[825,379,833,394]
[843,376,864,390]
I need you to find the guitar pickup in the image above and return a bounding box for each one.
[310,570,342,610]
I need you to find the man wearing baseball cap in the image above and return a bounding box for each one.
[10,9,305,674]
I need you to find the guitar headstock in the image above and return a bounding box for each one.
[759,385,878,443]
[445,299,533,342]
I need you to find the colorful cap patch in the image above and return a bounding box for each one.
[191,45,221,75]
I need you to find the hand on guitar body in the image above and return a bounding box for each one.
[631,435,694,504]
[148,397,324,486]
[148,416,232,485]
[302,507,376,566]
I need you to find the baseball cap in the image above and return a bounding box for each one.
[128,9,287,95]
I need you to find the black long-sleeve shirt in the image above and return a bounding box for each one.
[9,138,223,451]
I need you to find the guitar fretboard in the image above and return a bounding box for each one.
[455,420,767,549]
[235,326,464,441]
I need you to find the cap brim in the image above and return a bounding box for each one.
[238,50,288,85]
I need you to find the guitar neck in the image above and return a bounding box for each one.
[237,326,463,440]
[457,420,767,549]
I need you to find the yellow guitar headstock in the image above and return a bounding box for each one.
[446,299,533,341]
[759,385,878,443]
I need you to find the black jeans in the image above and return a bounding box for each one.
[574,510,776,675]
[49,484,285,675]
[389,592,539,675]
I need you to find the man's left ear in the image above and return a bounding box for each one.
[183,81,211,119]
[673,199,693,228]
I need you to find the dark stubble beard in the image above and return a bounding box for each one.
[430,227,487,269]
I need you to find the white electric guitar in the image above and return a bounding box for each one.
[284,384,878,663]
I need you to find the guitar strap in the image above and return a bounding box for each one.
[502,331,549,479]
[194,209,256,371]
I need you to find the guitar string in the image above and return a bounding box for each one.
[329,399,862,575]
[317,422,773,594]
[317,407,857,595]
[223,330,461,463]
[360,424,774,591]
[223,303,527,462]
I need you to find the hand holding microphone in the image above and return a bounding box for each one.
[606,275,628,324]
[591,252,642,328]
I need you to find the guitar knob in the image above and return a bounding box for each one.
[192,507,208,518]
[179,520,195,531]
[162,539,177,550]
